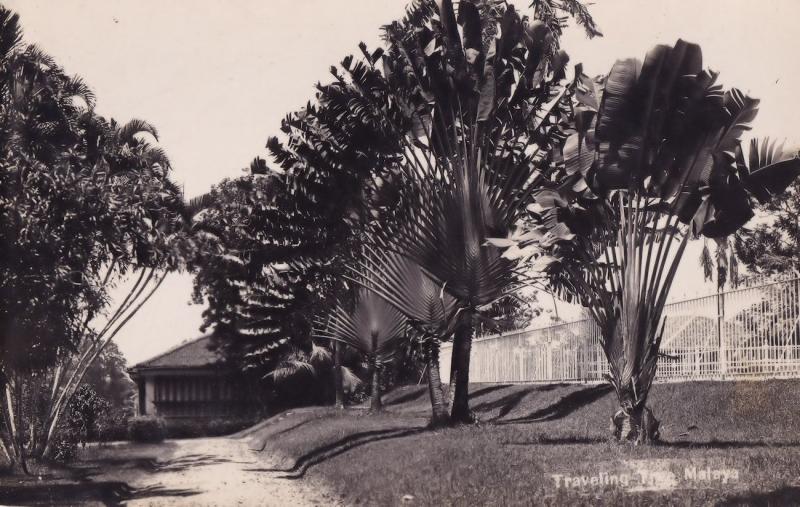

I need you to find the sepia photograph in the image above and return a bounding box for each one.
[0,0,799,505]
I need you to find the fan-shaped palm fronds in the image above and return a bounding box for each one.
[347,247,458,423]
[314,289,407,410]
[0,8,21,61]
[346,0,585,422]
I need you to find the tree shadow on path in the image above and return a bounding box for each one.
[74,453,243,477]
[0,481,200,507]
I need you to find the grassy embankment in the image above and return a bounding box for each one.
[243,379,800,506]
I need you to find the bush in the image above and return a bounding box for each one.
[128,416,167,443]
[207,417,253,436]
[164,417,256,438]
[98,421,129,442]
[50,429,79,463]
[165,419,206,439]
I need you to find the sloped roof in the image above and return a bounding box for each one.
[131,335,223,370]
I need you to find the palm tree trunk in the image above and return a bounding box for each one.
[426,355,449,427]
[370,358,382,412]
[450,317,474,423]
[333,342,344,409]
[1,383,24,474]
[610,405,660,445]
[605,316,661,444]
[609,387,660,445]
[9,381,29,474]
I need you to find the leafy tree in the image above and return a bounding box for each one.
[190,49,403,391]
[64,384,110,447]
[189,171,354,384]
[81,341,135,417]
[498,41,800,443]
[0,5,191,471]
[37,116,191,460]
[735,175,800,276]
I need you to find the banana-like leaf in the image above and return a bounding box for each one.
[489,39,800,413]
[744,140,800,203]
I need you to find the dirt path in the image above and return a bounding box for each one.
[81,436,343,506]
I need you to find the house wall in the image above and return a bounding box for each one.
[134,371,253,420]
[132,368,258,421]
[144,377,156,415]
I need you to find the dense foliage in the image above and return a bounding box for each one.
[190,0,601,424]
[0,5,191,471]
[735,177,800,276]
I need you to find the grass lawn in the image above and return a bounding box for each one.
[246,379,800,506]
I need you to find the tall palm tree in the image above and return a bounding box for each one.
[314,289,407,411]
[499,40,800,443]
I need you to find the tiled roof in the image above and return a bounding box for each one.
[131,335,223,369]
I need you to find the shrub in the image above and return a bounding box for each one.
[128,416,167,443]
[165,419,206,439]
[164,417,256,438]
[50,429,79,463]
[98,421,129,442]
[207,417,253,436]
[62,384,113,448]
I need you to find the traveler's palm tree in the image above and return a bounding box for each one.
[314,289,407,411]
[349,248,459,424]
[498,40,800,443]
[332,0,595,422]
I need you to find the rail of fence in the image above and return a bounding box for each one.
[439,276,800,383]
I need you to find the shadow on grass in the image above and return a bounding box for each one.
[386,388,428,406]
[498,385,613,425]
[247,426,427,479]
[468,384,513,399]
[248,418,320,453]
[271,418,318,439]
[659,439,800,449]
[502,436,607,446]
[0,482,200,507]
[472,386,556,419]
[719,485,800,506]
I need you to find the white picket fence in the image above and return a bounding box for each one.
[439,277,800,383]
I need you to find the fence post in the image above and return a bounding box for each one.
[717,288,727,378]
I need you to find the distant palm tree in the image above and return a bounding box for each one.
[349,248,458,425]
[314,289,407,411]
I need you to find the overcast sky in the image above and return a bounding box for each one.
[6,0,800,364]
